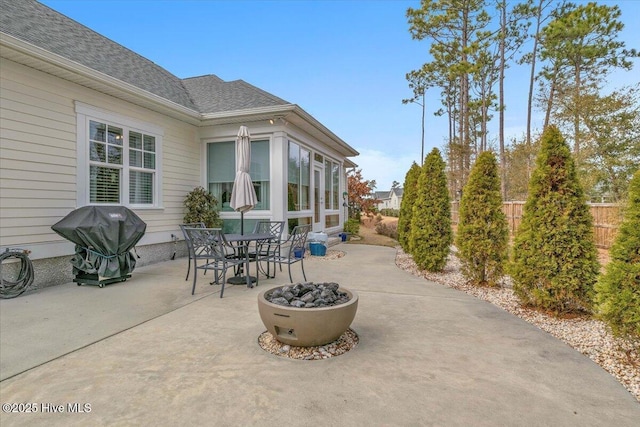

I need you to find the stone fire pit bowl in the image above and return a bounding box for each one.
[258,285,358,347]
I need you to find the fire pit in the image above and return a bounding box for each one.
[257,283,358,347]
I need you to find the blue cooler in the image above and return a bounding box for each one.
[309,242,327,256]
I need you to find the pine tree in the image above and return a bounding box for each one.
[410,148,452,272]
[456,151,509,286]
[398,162,421,251]
[510,126,599,314]
[594,170,640,339]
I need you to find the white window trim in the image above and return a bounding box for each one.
[324,157,342,212]
[287,138,313,214]
[203,134,273,215]
[75,102,164,208]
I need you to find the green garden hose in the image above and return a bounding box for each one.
[0,249,35,299]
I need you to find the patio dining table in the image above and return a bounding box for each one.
[223,232,276,285]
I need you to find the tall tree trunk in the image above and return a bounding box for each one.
[544,80,555,129]
[461,6,470,186]
[499,0,507,199]
[448,99,454,143]
[482,96,488,153]
[573,63,581,155]
[459,75,465,189]
[527,0,544,148]
[447,90,456,197]
[421,91,425,164]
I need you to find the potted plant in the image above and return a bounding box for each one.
[183,186,223,228]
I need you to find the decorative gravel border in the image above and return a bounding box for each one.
[395,247,640,402]
[258,328,359,360]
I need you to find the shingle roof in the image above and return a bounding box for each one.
[374,191,390,200]
[0,0,348,143]
[183,75,290,113]
[1,0,199,110]
[1,0,291,114]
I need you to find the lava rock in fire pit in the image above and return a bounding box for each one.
[265,282,350,308]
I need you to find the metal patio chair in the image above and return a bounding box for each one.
[183,227,251,297]
[250,220,285,278]
[260,224,311,283]
[179,222,206,281]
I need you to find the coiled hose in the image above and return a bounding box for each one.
[0,249,35,299]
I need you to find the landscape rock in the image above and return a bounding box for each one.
[265,282,350,308]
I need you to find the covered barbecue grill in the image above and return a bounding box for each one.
[52,206,146,287]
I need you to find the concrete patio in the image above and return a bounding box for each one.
[1,244,638,426]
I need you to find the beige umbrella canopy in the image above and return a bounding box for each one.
[230,126,258,233]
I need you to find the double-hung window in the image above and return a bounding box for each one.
[77,102,162,208]
[88,120,157,205]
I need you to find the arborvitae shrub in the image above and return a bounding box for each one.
[595,170,640,339]
[409,148,452,271]
[398,162,421,251]
[456,151,508,286]
[510,126,599,314]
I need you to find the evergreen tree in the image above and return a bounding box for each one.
[456,151,508,286]
[538,2,638,155]
[510,126,599,314]
[595,170,640,339]
[398,162,421,251]
[410,148,452,272]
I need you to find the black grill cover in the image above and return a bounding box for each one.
[52,206,147,278]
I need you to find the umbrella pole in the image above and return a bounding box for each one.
[228,210,256,286]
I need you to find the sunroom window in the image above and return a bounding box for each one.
[324,159,340,210]
[288,141,310,211]
[207,140,270,211]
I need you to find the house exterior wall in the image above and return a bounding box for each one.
[1,58,351,289]
[376,190,402,211]
[1,59,200,264]
[1,59,78,254]
[389,192,402,210]
[199,121,347,236]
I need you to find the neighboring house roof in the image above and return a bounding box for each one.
[375,188,403,201]
[0,0,197,111]
[374,191,390,201]
[375,188,403,208]
[183,75,290,113]
[391,187,404,198]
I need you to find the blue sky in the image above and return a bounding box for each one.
[41,0,640,191]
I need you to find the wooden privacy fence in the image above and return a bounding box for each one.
[451,202,622,249]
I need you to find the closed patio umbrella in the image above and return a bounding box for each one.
[230,125,257,234]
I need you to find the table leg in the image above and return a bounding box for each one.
[227,241,256,287]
